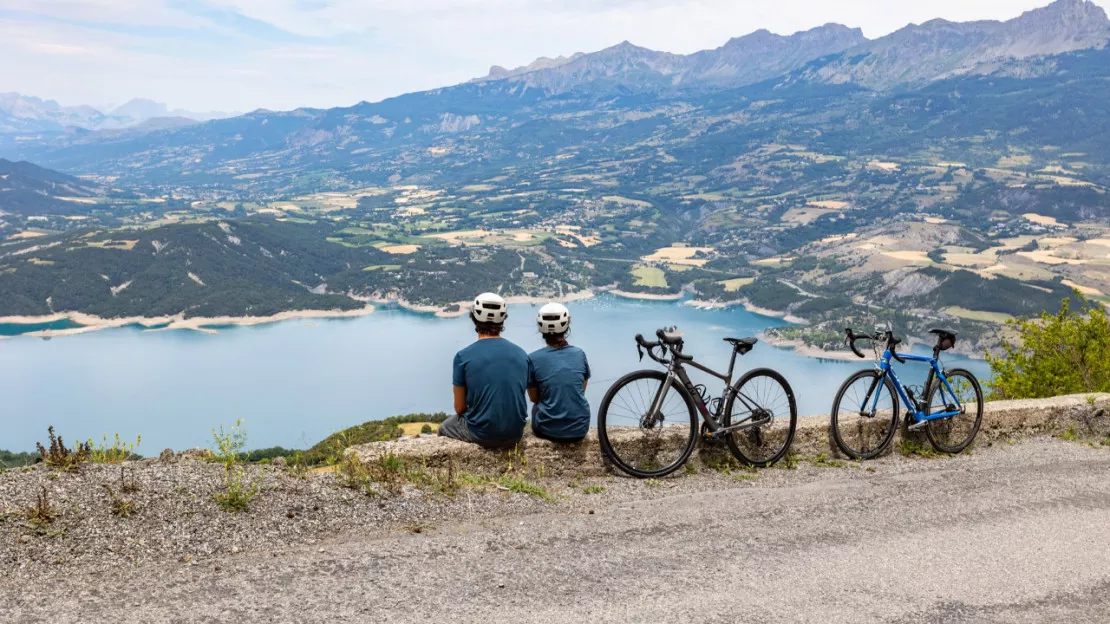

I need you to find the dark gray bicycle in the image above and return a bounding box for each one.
[598,327,798,478]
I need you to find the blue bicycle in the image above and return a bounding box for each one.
[830,328,984,459]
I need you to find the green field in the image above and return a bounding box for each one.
[719,277,755,292]
[631,265,668,288]
[942,306,1015,323]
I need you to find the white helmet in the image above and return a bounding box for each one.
[472,292,508,323]
[536,302,570,334]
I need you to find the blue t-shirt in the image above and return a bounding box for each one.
[528,345,592,440]
[452,338,531,442]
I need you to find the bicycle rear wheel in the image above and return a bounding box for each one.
[722,368,798,467]
[597,369,698,479]
[830,369,900,460]
[924,368,984,454]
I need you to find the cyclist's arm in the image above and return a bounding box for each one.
[453,386,467,415]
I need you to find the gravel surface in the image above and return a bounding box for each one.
[2,437,1109,622]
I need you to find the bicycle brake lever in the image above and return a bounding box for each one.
[637,344,645,362]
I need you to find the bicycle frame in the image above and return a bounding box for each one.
[865,348,965,423]
[644,347,768,435]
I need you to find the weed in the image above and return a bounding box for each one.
[898,439,942,458]
[211,420,249,468]
[287,452,309,479]
[644,478,663,488]
[1059,425,1081,442]
[497,475,551,501]
[117,466,140,494]
[214,466,261,512]
[420,424,433,434]
[47,473,58,481]
[865,467,877,473]
[88,433,142,464]
[704,453,741,474]
[456,472,490,488]
[732,472,756,482]
[811,453,846,468]
[25,486,58,528]
[583,485,605,494]
[335,453,374,494]
[779,451,800,470]
[682,462,698,475]
[36,426,90,472]
[102,485,137,518]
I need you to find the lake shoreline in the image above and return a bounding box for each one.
[758,333,860,362]
[0,307,378,339]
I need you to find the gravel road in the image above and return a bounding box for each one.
[4,437,1110,623]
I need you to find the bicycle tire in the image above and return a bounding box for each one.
[597,369,699,479]
[830,369,900,460]
[924,368,984,454]
[722,368,798,467]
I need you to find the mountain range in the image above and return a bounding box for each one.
[471,0,1108,93]
[0,94,238,133]
[1,0,1108,193]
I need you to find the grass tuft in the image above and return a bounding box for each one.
[811,453,846,468]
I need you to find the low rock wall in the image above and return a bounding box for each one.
[348,394,1110,478]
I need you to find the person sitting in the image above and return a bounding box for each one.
[527,303,591,444]
[439,292,531,449]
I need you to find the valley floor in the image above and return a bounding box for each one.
[3,437,1109,623]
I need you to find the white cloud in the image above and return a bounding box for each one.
[2,0,1108,112]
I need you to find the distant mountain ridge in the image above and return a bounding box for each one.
[471,0,1108,94]
[2,0,1110,192]
[805,0,1110,88]
[0,94,238,133]
[471,23,867,93]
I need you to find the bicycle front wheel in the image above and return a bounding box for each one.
[924,368,984,454]
[597,369,698,478]
[830,369,900,460]
[722,368,798,467]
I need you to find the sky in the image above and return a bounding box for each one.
[1,0,1107,113]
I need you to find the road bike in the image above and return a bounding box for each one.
[830,327,984,460]
[597,327,798,478]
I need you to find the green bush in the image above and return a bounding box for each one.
[986,296,1110,399]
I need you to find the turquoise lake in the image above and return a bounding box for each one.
[0,294,991,453]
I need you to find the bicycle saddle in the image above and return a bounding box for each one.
[725,337,758,355]
[928,328,957,341]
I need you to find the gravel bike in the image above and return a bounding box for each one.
[830,327,984,460]
[597,327,798,478]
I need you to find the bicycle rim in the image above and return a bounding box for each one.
[925,369,984,454]
[598,369,698,478]
[723,368,798,467]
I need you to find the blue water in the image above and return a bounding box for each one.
[0,295,990,453]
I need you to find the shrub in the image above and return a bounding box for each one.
[420,424,433,434]
[986,296,1110,399]
[36,426,90,472]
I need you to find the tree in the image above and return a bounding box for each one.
[986,296,1110,400]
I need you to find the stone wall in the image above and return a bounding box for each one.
[348,394,1110,478]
